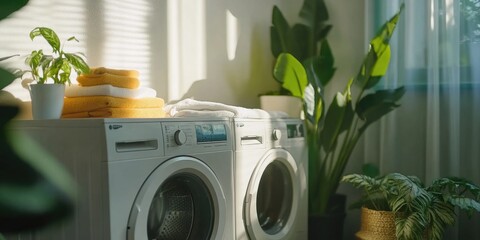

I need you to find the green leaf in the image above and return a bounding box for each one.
[64,53,90,75]
[316,24,332,41]
[60,59,72,84]
[25,50,42,69]
[319,91,353,152]
[342,174,380,191]
[30,27,61,53]
[0,68,16,90]
[0,0,29,20]
[291,23,309,61]
[298,0,331,56]
[370,43,391,76]
[273,53,308,98]
[67,36,79,42]
[299,0,329,28]
[356,5,403,90]
[304,40,336,88]
[357,86,406,132]
[270,6,294,58]
[396,211,428,240]
[449,197,480,212]
[47,58,64,83]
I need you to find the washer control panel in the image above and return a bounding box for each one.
[286,123,304,138]
[163,121,231,155]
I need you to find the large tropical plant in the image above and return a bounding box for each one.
[269,0,335,96]
[273,4,405,216]
[0,2,76,240]
[342,172,480,240]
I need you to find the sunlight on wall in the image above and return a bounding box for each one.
[226,9,238,61]
[103,0,152,87]
[167,0,206,101]
[167,0,180,100]
[0,0,87,101]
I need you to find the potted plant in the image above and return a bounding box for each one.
[273,4,405,239]
[0,2,76,239]
[260,0,334,118]
[342,172,480,240]
[22,27,90,119]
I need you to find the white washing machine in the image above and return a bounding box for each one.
[10,118,234,240]
[233,118,308,240]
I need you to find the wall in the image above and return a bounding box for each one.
[0,0,366,109]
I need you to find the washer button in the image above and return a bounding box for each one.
[272,129,282,141]
[174,130,187,145]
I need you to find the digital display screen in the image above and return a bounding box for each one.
[195,124,227,143]
[287,124,304,138]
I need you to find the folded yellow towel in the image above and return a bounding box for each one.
[90,67,140,78]
[62,108,166,118]
[62,96,165,114]
[77,73,140,89]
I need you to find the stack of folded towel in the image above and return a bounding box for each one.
[164,98,289,118]
[62,67,166,118]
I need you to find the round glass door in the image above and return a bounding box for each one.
[256,161,293,234]
[244,149,299,239]
[147,173,213,239]
[128,156,226,240]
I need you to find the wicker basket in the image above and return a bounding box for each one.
[355,207,396,240]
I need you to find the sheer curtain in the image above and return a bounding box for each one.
[361,0,480,239]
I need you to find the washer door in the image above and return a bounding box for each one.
[127,156,226,240]
[244,149,300,240]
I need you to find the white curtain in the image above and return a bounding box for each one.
[361,0,480,239]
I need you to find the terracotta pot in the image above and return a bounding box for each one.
[355,207,396,240]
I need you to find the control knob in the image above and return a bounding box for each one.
[272,129,282,141]
[174,130,187,145]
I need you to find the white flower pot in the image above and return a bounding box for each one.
[29,84,65,120]
[259,95,303,118]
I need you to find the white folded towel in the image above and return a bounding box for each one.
[65,84,157,99]
[164,98,289,118]
[173,110,236,118]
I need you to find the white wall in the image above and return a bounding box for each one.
[0,0,366,109]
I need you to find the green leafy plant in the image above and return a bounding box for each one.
[268,0,335,96]
[0,56,20,90]
[342,172,480,240]
[25,27,90,84]
[273,5,405,216]
[0,2,76,240]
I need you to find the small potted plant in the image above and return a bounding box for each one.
[23,27,90,119]
[342,172,480,240]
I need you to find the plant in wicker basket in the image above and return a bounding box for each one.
[342,172,480,240]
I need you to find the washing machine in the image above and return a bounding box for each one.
[233,118,308,240]
[9,118,234,240]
